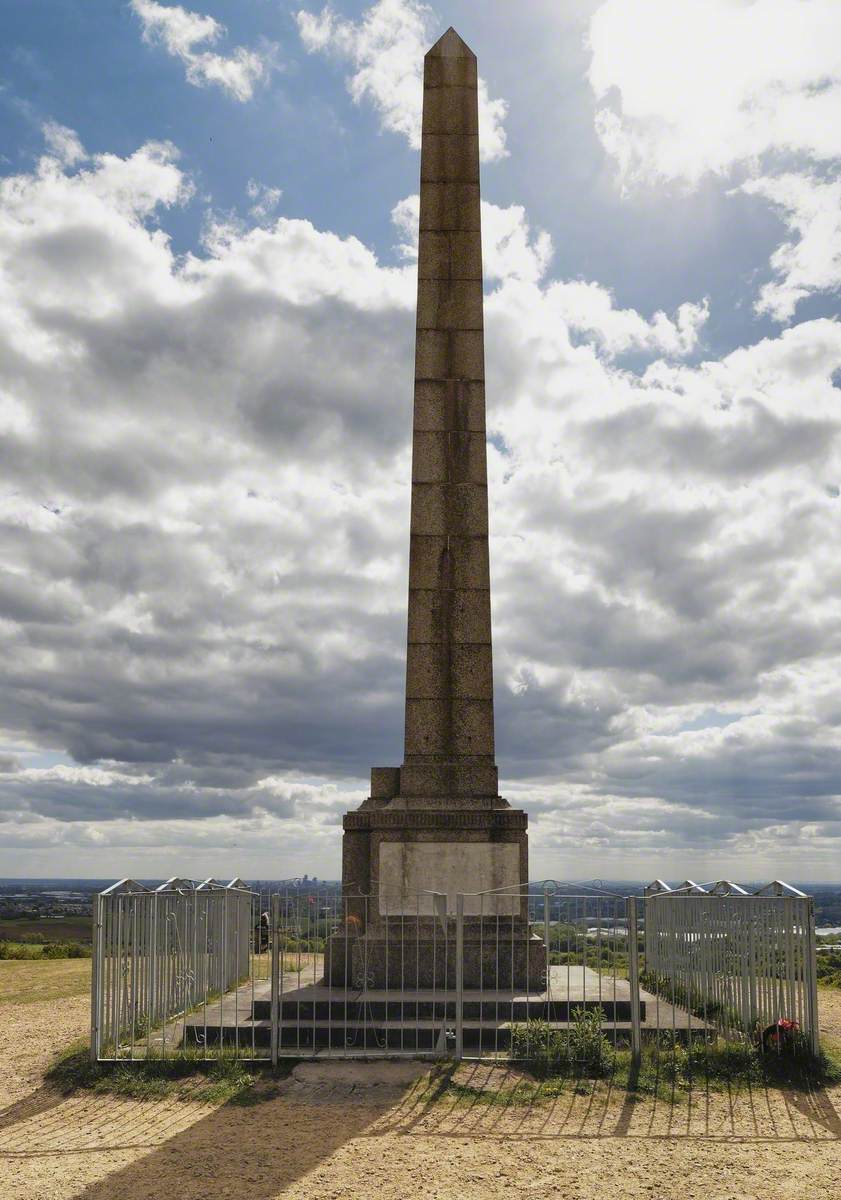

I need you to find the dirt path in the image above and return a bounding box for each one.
[0,992,89,1111]
[2,976,841,1199]
[819,985,841,1048]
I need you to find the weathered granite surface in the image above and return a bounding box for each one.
[332,28,543,988]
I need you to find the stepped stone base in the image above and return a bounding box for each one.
[336,766,541,990]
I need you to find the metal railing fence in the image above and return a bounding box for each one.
[90,878,254,1062]
[89,876,821,1063]
[642,880,820,1055]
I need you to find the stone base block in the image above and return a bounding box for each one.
[326,929,546,991]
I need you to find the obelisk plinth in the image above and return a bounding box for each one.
[330,29,543,989]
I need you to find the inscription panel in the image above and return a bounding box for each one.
[378,841,520,915]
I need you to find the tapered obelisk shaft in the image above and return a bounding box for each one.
[401,28,498,803]
[332,29,541,987]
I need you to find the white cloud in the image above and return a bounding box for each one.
[297,0,508,162]
[246,179,283,222]
[588,0,841,186]
[392,193,553,283]
[480,202,554,285]
[394,195,705,355]
[738,173,841,321]
[546,283,708,358]
[587,1,841,326]
[390,193,421,258]
[131,0,274,101]
[2,124,841,878]
[41,121,85,167]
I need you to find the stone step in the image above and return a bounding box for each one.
[251,997,643,1022]
[184,1017,641,1052]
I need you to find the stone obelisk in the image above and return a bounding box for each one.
[330,28,543,989]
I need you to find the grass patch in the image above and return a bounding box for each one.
[817,949,841,990]
[423,1029,841,1111]
[250,952,324,977]
[0,956,91,1005]
[617,1037,841,1100]
[45,1040,293,1105]
[440,1078,544,1107]
[415,1062,619,1108]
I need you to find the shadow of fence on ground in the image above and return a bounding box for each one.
[373,1062,841,1143]
[2,1062,840,1200]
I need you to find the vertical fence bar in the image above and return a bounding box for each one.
[149,891,158,1033]
[100,897,109,1058]
[270,892,280,1067]
[794,899,803,1033]
[455,893,464,1061]
[627,894,641,1066]
[747,902,757,1035]
[543,886,550,982]
[128,896,137,1060]
[89,893,103,1063]
[342,891,349,1059]
[113,896,123,1059]
[804,896,820,1057]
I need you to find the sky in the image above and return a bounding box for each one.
[1,0,841,884]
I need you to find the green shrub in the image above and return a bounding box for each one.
[0,941,42,960]
[816,952,841,990]
[567,1006,615,1075]
[645,1031,838,1090]
[42,941,92,959]
[0,939,92,960]
[510,1007,615,1078]
[509,1019,564,1075]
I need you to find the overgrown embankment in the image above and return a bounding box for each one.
[0,940,91,960]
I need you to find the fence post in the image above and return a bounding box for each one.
[626,895,642,1067]
[747,901,757,1032]
[804,897,820,1058]
[270,893,280,1068]
[151,890,160,1028]
[455,893,464,1061]
[89,892,103,1063]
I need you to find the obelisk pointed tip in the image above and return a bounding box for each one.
[426,27,475,60]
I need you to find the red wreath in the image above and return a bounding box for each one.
[761,1018,799,1052]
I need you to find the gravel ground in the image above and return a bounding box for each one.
[0,992,89,1111]
[2,972,841,1200]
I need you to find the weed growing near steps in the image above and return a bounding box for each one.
[45,1041,295,1105]
[432,1009,841,1109]
[509,1007,616,1077]
[502,1017,841,1102]
[428,1037,841,1110]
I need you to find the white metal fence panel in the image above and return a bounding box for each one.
[90,879,254,1061]
[457,886,636,1066]
[268,888,457,1058]
[643,884,819,1054]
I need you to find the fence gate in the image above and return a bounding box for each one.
[262,884,635,1062]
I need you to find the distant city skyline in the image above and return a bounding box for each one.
[1,1,841,882]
